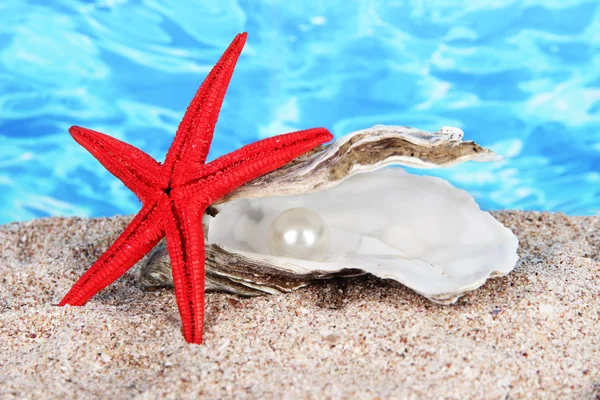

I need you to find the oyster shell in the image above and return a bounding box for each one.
[140,125,518,304]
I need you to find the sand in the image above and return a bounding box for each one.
[0,211,598,399]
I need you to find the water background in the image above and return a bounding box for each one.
[1,0,599,224]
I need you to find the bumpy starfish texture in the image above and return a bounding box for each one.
[58,32,333,344]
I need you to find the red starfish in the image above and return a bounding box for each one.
[58,32,333,344]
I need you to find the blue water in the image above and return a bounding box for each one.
[0,0,599,224]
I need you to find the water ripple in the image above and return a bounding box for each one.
[0,0,599,224]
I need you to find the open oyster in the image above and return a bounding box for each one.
[140,125,519,304]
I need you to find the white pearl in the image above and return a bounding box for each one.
[267,207,331,262]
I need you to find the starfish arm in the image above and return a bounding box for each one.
[59,201,165,306]
[185,127,333,202]
[164,32,247,182]
[164,196,209,344]
[70,126,165,200]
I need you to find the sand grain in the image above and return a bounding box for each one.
[0,211,598,399]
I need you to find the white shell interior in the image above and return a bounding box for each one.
[207,168,519,302]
